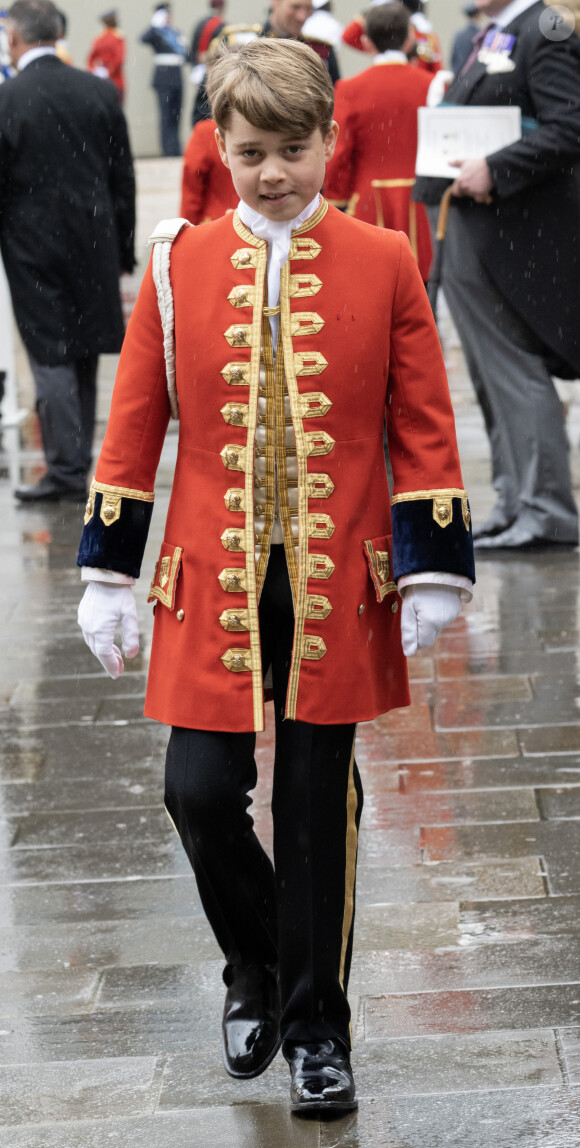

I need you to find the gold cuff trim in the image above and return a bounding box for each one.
[294,351,328,377]
[391,488,470,532]
[218,567,248,593]
[289,273,322,298]
[391,487,467,504]
[221,362,250,385]
[85,479,154,526]
[219,609,249,632]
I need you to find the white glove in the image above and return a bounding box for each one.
[78,582,139,678]
[400,584,462,657]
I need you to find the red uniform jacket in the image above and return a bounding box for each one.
[86,29,125,98]
[325,64,433,281]
[180,119,238,225]
[78,203,474,733]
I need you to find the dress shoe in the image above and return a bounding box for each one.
[222,963,281,1078]
[474,522,578,550]
[471,509,515,541]
[14,477,87,503]
[283,1038,358,1117]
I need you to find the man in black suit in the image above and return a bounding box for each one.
[0,0,136,503]
[416,0,580,549]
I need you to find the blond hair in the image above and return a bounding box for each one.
[207,38,335,137]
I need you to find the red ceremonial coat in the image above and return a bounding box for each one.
[180,119,238,225]
[325,64,433,281]
[86,29,126,98]
[78,202,473,733]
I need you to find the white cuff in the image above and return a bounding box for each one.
[81,567,136,586]
[397,571,473,603]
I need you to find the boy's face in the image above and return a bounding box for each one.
[216,110,338,222]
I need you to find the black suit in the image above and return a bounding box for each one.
[415,1,580,544]
[0,54,135,494]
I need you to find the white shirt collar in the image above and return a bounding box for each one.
[18,45,56,71]
[237,193,320,342]
[491,0,538,29]
[373,50,408,64]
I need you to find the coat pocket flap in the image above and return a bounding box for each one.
[363,536,398,603]
[147,543,183,609]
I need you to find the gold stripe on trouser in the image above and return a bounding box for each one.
[339,727,359,1045]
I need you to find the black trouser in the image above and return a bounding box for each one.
[165,545,364,1049]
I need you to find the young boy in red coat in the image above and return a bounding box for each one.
[77,38,474,1117]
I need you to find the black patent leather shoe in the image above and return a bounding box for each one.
[222,963,281,1078]
[284,1039,358,1117]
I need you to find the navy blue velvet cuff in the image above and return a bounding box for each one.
[77,490,154,579]
[392,497,475,584]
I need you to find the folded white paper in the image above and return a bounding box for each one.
[415,105,522,179]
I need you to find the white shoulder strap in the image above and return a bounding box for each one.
[147,217,193,420]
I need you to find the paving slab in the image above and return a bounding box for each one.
[420,820,580,895]
[0,1056,162,1125]
[0,876,204,927]
[318,1087,580,1148]
[365,984,580,1038]
[398,757,580,793]
[356,857,546,903]
[3,1104,321,1148]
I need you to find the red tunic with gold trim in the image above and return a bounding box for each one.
[325,64,433,281]
[78,201,474,733]
[180,119,238,225]
[86,28,126,99]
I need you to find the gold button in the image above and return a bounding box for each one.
[230,366,244,382]
[230,614,240,627]
[437,506,450,522]
[85,499,93,516]
[230,494,241,509]
[102,505,115,522]
[176,609,185,621]
[226,450,239,466]
[233,327,246,342]
[234,287,248,304]
[239,251,251,264]
[391,601,399,614]
[358,604,365,615]
[229,533,240,547]
[231,654,245,670]
[230,408,244,425]
[227,573,240,589]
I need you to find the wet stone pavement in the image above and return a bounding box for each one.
[2,161,580,1146]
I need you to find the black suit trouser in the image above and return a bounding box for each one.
[165,544,363,1049]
